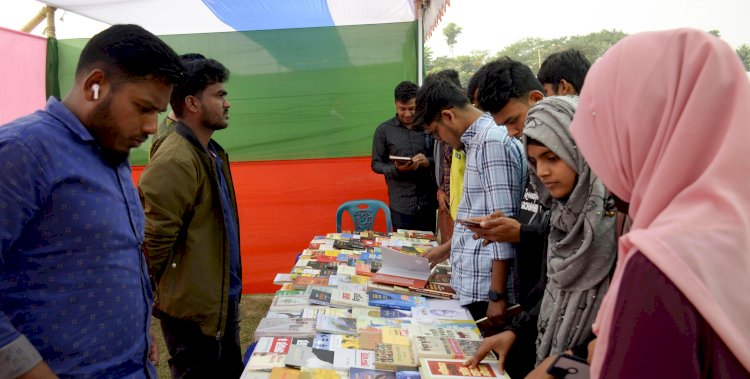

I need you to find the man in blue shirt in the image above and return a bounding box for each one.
[0,25,185,378]
[416,74,526,323]
[139,58,243,378]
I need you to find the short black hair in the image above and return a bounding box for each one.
[171,58,230,117]
[76,24,185,85]
[414,73,470,130]
[537,49,591,94]
[180,53,206,62]
[435,69,461,88]
[476,57,544,114]
[394,81,418,103]
[467,64,491,105]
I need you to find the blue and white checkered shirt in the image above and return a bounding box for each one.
[451,113,526,305]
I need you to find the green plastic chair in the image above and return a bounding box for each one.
[336,199,392,233]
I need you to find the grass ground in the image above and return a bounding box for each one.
[151,293,274,378]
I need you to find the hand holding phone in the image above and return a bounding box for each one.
[389,155,413,163]
[456,219,483,228]
[546,354,590,379]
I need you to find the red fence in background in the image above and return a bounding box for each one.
[133,156,389,293]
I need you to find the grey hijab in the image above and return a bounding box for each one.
[522,96,617,363]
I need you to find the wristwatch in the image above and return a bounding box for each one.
[488,289,507,302]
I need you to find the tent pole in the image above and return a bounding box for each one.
[21,6,49,33]
[417,1,425,85]
[45,6,57,38]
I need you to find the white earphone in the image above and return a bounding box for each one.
[92,83,100,100]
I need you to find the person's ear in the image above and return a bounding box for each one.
[82,70,106,101]
[559,79,578,95]
[185,95,200,113]
[528,90,544,105]
[439,108,455,125]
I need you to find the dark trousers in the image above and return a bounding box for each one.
[160,300,243,379]
[391,208,436,233]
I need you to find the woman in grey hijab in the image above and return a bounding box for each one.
[522,96,617,364]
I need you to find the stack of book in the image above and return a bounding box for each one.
[243,230,507,379]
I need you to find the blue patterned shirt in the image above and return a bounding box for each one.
[0,98,156,378]
[451,114,526,305]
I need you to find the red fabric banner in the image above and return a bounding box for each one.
[134,156,390,293]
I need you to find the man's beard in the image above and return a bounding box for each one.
[201,108,229,131]
[89,97,130,165]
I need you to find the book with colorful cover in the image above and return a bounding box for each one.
[330,289,373,309]
[380,327,410,346]
[301,307,325,319]
[396,367,422,379]
[351,308,411,319]
[410,307,468,322]
[322,307,352,318]
[300,368,341,379]
[408,325,481,341]
[285,345,335,370]
[308,288,333,306]
[409,282,456,300]
[374,343,417,372]
[274,273,295,285]
[429,320,482,337]
[356,262,374,276]
[254,318,317,340]
[412,337,488,360]
[315,314,358,336]
[292,276,330,290]
[266,310,303,319]
[313,333,360,350]
[356,317,408,333]
[418,359,508,379]
[349,368,396,379]
[367,281,412,296]
[270,296,315,311]
[358,329,382,350]
[336,265,357,277]
[246,351,288,371]
[368,290,427,311]
[246,337,296,371]
[275,289,305,297]
[338,283,368,293]
[270,367,301,379]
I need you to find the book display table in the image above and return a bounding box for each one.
[241,230,509,379]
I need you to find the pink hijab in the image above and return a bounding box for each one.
[570,28,750,376]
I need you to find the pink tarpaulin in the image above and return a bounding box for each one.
[0,27,46,125]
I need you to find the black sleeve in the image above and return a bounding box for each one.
[516,213,550,312]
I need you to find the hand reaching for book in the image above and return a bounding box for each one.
[463,330,516,373]
[421,241,450,269]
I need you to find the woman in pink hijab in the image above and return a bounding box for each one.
[570,28,750,377]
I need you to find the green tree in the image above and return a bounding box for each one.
[443,22,462,56]
[424,29,629,85]
[708,29,721,38]
[495,29,627,72]
[737,44,750,71]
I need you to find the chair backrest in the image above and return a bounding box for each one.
[336,199,392,233]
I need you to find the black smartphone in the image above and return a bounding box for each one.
[546,354,590,379]
[456,218,482,228]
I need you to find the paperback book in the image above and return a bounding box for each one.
[368,290,427,311]
[418,359,508,379]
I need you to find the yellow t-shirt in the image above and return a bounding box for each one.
[449,149,466,220]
